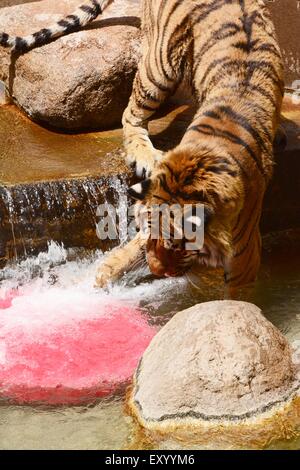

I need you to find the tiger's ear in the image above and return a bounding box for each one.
[128,179,152,200]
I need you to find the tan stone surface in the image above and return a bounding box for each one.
[131,301,300,420]
[0,1,39,6]
[129,301,300,448]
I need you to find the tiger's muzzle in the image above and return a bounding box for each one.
[146,239,196,278]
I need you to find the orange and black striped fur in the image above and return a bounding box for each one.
[0,1,284,293]
[96,0,284,293]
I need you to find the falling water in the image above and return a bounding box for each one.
[0,175,130,266]
[2,188,18,261]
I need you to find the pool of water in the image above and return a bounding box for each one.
[0,104,127,185]
[0,236,300,450]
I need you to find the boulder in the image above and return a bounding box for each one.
[0,0,141,130]
[128,301,300,449]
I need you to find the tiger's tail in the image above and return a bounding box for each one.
[0,0,114,53]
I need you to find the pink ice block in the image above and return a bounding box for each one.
[0,290,18,309]
[0,291,156,405]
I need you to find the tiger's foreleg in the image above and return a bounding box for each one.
[224,227,262,299]
[95,232,147,288]
[122,54,177,177]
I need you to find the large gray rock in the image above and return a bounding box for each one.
[129,301,300,448]
[0,0,141,130]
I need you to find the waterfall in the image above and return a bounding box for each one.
[0,175,129,267]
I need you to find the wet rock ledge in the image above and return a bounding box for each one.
[0,100,190,267]
[128,301,300,450]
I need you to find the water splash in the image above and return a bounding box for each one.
[0,239,207,330]
[0,241,174,304]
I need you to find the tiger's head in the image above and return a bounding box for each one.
[128,144,244,278]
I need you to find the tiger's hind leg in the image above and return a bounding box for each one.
[122,51,178,177]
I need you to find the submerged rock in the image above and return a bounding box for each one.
[128,301,300,449]
[0,0,141,130]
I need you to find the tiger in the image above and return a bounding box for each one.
[0,0,284,294]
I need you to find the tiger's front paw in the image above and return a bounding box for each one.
[126,146,163,177]
[94,264,114,289]
[94,273,110,289]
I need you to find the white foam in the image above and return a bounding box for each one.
[0,242,185,336]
